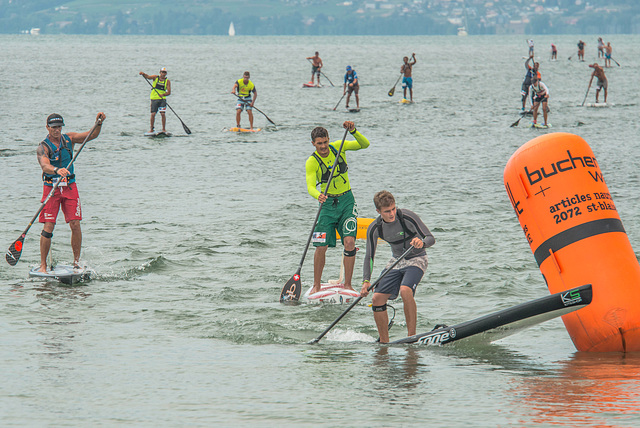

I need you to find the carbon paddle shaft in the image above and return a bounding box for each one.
[142,76,191,134]
[309,245,417,344]
[581,82,592,106]
[233,94,276,125]
[6,119,102,266]
[307,59,334,86]
[280,128,350,302]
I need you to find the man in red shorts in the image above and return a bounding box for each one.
[36,112,106,272]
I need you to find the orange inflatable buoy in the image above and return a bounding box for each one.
[504,132,640,352]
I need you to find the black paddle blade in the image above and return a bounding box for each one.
[280,273,302,302]
[6,235,25,266]
[510,116,523,127]
[388,87,395,97]
[182,121,192,134]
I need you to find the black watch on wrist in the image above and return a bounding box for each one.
[54,167,59,174]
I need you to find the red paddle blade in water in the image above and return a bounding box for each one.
[6,235,25,266]
[280,273,302,302]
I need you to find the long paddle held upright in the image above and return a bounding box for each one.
[233,94,276,126]
[142,75,191,134]
[309,244,418,343]
[6,118,103,266]
[280,128,350,302]
[388,73,402,97]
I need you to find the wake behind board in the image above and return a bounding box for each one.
[304,283,359,304]
[29,265,92,285]
[392,284,592,346]
[144,131,172,137]
[302,82,323,88]
[228,127,262,133]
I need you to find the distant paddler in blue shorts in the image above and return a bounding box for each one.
[231,71,257,130]
[359,191,435,343]
[401,53,416,102]
[306,51,323,86]
[305,120,370,295]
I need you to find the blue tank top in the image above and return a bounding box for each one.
[41,134,75,186]
[344,71,358,84]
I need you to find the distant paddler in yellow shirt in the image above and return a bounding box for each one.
[139,67,171,133]
[231,71,258,130]
[305,120,370,295]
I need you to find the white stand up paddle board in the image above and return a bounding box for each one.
[144,131,173,137]
[29,265,92,285]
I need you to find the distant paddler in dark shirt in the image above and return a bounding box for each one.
[589,63,608,104]
[306,51,323,86]
[401,53,416,102]
[139,68,171,133]
[231,71,257,130]
[520,55,540,112]
[577,40,586,61]
[305,121,370,295]
[360,191,435,343]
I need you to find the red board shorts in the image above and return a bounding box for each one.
[39,182,82,224]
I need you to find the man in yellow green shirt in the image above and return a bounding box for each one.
[139,67,171,133]
[231,71,257,130]
[305,120,370,294]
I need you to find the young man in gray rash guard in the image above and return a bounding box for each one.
[360,190,435,343]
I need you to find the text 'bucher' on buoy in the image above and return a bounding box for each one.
[504,132,640,352]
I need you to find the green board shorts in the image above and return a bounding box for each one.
[312,190,358,247]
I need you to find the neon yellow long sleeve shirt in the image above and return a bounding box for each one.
[305,130,370,199]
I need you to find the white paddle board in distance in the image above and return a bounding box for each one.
[144,131,173,137]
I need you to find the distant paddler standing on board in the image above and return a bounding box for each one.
[604,42,613,68]
[306,52,323,86]
[139,68,171,134]
[401,53,416,102]
[551,43,557,60]
[343,66,359,110]
[359,191,435,343]
[527,39,534,57]
[520,55,540,112]
[306,121,370,295]
[231,71,257,130]
[588,63,608,104]
[530,76,550,127]
[37,112,106,272]
[577,40,586,61]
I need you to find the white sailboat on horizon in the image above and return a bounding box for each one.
[228,22,236,36]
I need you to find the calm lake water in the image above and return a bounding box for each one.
[2,34,640,426]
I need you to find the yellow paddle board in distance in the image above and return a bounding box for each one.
[337,217,374,240]
[228,127,262,133]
